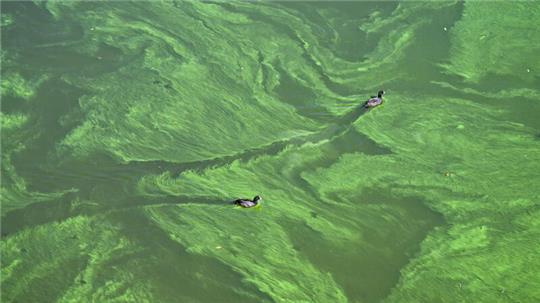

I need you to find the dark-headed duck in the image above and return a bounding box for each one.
[365,90,385,108]
[234,195,261,208]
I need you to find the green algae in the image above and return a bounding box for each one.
[0,73,45,100]
[2,1,540,303]
[1,13,14,28]
[443,1,540,83]
[351,95,540,302]
[135,127,442,301]
[1,211,274,303]
[46,1,328,163]
[0,110,71,216]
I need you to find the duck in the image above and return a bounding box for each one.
[234,195,261,208]
[364,90,385,108]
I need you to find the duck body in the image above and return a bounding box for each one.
[234,195,261,208]
[364,90,385,108]
[365,97,383,108]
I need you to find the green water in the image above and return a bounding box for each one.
[1,1,539,302]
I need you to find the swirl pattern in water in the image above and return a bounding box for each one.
[1,1,539,302]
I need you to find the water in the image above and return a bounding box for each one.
[2,2,539,303]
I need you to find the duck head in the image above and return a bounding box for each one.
[377,90,385,98]
[253,195,262,202]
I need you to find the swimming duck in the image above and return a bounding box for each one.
[234,195,261,208]
[365,90,385,108]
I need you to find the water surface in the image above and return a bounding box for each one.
[2,1,539,302]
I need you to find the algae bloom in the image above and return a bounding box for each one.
[1,1,539,302]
